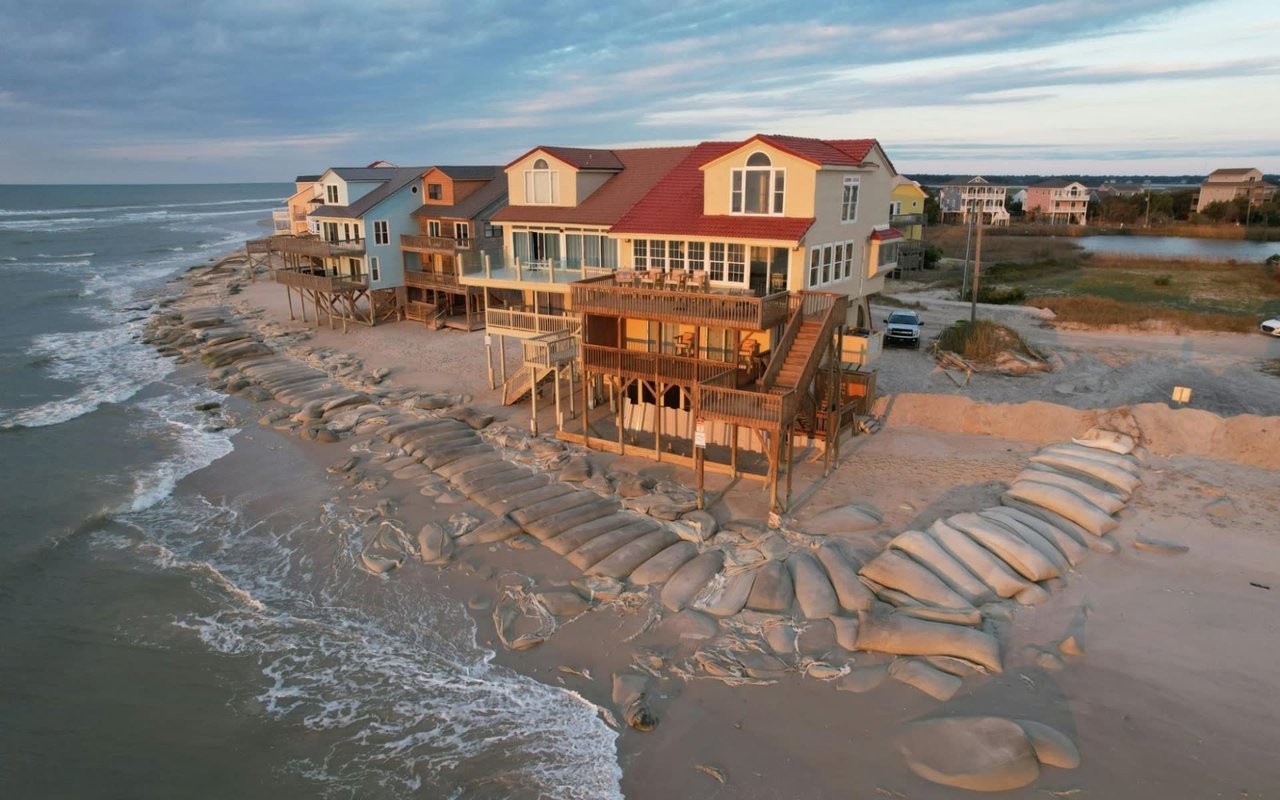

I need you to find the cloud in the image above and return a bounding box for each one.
[0,0,1276,180]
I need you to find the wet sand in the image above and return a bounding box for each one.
[162,261,1280,798]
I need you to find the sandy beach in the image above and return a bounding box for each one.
[148,256,1280,798]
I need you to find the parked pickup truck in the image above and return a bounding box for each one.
[883,311,924,348]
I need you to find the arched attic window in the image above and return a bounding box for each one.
[732,151,784,214]
[525,157,558,204]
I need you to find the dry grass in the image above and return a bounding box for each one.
[1028,295,1259,333]
[928,225,1083,262]
[936,319,1043,363]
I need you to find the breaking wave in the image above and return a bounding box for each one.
[107,495,623,799]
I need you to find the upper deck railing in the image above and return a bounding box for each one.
[273,269,367,292]
[569,274,789,331]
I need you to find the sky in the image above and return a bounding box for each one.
[1,0,1278,183]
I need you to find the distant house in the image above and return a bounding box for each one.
[1024,179,1090,225]
[938,176,1009,226]
[890,176,926,269]
[890,176,926,239]
[1097,182,1146,198]
[1195,168,1276,213]
[400,165,509,330]
[307,164,430,295]
[274,174,323,236]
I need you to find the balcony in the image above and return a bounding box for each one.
[265,235,365,258]
[890,213,925,228]
[459,254,613,289]
[404,268,463,291]
[402,233,473,252]
[570,274,790,331]
[272,210,291,232]
[485,308,581,338]
[582,344,742,386]
[274,268,367,293]
[524,331,578,369]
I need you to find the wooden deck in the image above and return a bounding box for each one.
[404,268,472,293]
[570,273,790,331]
[258,235,365,258]
[485,308,581,338]
[273,269,366,293]
[582,344,739,388]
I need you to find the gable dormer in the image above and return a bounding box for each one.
[698,139,820,218]
[504,147,624,208]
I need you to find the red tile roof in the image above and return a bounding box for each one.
[722,134,878,168]
[492,146,693,227]
[870,227,904,241]
[611,142,816,241]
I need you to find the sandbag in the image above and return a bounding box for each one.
[999,498,1112,554]
[1072,428,1136,455]
[1030,452,1140,495]
[1003,483,1117,537]
[417,523,453,564]
[523,499,621,541]
[1015,720,1081,769]
[977,510,1069,572]
[856,611,1002,673]
[745,561,794,613]
[1043,442,1139,473]
[927,519,1029,598]
[982,507,1088,567]
[897,717,1040,792]
[566,523,652,571]
[510,490,599,527]
[947,513,1062,581]
[789,551,840,620]
[630,541,697,586]
[660,552,725,612]
[888,530,992,604]
[455,516,522,546]
[896,606,983,626]
[692,571,755,617]
[859,550,975,611]
[545,515,644,556]
[890,658,963,701]
[1013,468,1125,514]
[830,615,860,650]
[815,542,875,612]
[837,663,888,692]
[587,529,680,578]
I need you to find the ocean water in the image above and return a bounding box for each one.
[0,185,621,798]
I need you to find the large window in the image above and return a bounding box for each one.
[370,256,381,282]
[373,220,389,245]
[326,185,338,204]
[878,241,899,271]
[842,176,860,222]
[566,232,617,268]
[427,220,441,238]
[524,158,559,204]
[483,221,503,238]
[726,244,745,283]
[633,239,648,268]
[708,243,726,282]
[667,241,684,271]
[687,241,705,272]
[454,222,469,242]
[512,229,560,265]
[427,183,443,200]
[809,240,860,287]
[731,152,785,215]
[648,239,665,270]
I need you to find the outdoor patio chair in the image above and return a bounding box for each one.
[686,271,708,291]
[615,268,635,285]
[663,271,685,291]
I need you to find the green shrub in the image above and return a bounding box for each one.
[982,286,1026,304]
[936,318,1041,363]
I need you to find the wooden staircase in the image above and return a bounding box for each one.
[502,364,554,405]
[772,318,824,391]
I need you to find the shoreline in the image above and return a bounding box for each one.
[147,252,1280,797]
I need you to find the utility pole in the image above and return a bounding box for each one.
[970,216,983,324]
[1144,191,1152,228]
[961,200,975,300]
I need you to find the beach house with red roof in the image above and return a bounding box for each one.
[559,133,900,509]
[459,145,693,399]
